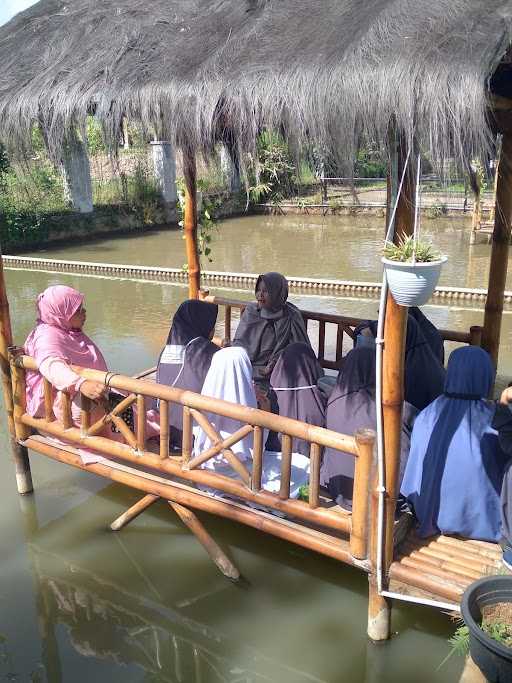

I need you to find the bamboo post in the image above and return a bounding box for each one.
[481,132,512,368]
[309,442,321,509]
[318,320,326,363]
[168,501,240,580]
[110,494,159,531]
[251,425,263,491]
[43,379,54,422]
[60,392,73,429]
[469,325,483,347]
[224,306,232,341]
[350,428,375,560]
[279,434,292,500]
[0,250,32,493]
[368,467,391,641]
[136,393,146,451]
[159,398,169,459]
[183,148,201,299]
[182,406,192,464]
[79,394,91,436]
[9,346,32,441]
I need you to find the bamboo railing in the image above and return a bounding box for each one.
[200,294,483,370]
[10,350,376,563]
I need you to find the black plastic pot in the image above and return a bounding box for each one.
[461,575,512,683]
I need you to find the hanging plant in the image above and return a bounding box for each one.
[176,178,219,269]
[382,232,447,307]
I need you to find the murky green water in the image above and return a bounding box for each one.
[2,212,502,681]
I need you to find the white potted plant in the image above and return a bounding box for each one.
[382,232,447,307]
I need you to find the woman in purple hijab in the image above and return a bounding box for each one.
[270,342,327,456]
[156,300,219,448]
[320,347,417,510]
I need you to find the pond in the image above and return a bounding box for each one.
[1,213,497,682]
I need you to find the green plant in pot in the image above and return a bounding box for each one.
[382,232,447,307]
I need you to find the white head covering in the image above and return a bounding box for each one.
[193,346,257,466]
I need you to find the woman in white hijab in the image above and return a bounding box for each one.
[194,346,309,498]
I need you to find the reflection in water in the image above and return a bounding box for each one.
[22,495,329,683]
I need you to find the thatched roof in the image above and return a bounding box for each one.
[0,0,511,162]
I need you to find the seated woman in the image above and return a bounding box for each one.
[233,272,311,381]
[194,346,309,498]
[24,285,159,452]
[409,306,445,364]
[270,342,326,456]
[156,299,218,448]
[401,346,510,542]
[353,315,445,411]
[320,347,417,510]
[491,385,512,568]
[25,285,109,425]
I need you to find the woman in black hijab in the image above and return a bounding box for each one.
[353,315,445,411]
[409,307,445,364]
[233,272,311,381]
[320,347,417,510]
[270,343,327,456]
[156,300,219,448]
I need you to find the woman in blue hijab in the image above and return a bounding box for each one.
[401,346,510,542]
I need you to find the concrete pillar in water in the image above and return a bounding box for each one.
[151,141,177,222]
[220,145,241,193]
[61,137,94,214]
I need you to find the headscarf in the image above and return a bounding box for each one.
[320,347,417,509]
[165,299,218,345]
[24,286,107,416]
[270,342,326,456]
[156,300,219,447]
[353,316,445,411]
[409,307,445,364]
[193,347,257,468]
[404,315,446,410]
[233,272,311,379]
[492,402,512,546]
[401,346,509,541]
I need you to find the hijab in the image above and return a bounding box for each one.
[401,346,509,541]
[404,315,446,410]
[233,272,311,379]
[320,347,417,509]
[156,300,219,447]
[492,402,512,546]
[270,342,326,456]
[193,347,257,468]
[409,307,445,364]
[353,316,445,411]
[24,285,107,416]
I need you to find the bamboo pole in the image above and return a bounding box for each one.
[43,379,54,422]
[136,393,146,451]
[482,132,512,368]
[183,148,200,299]
[367,576,391,642]
[251,426,263,492]
[279,434,292,500]
[168,501,240,580]
[350,428,375,560]
[182,406,192,464]
[22,416,351,532]
[224,306,231,341]
[309,443,321,509]
[9,346,32,441]
[27,438,356,566]
[159,399,169,459]
[0,250,32,493]
[110,494,159,531]
[469,325,483,347]
[60,391,73,430]
[79,394,91,436]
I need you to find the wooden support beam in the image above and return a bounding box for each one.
[482,132,512,368]
[110,494,159,531]
[0,249,32,493]
[183,148,201,299]
[168,501,240,580]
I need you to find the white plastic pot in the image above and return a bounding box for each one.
[381,256,447,307]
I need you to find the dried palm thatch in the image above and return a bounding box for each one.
[0,0,510,164]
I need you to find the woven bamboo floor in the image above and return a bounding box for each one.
[389,532,508,606]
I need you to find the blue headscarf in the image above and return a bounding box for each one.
[401,346,510,542]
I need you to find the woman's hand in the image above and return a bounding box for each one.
[500,386,512,405]
[80,380,106,401]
